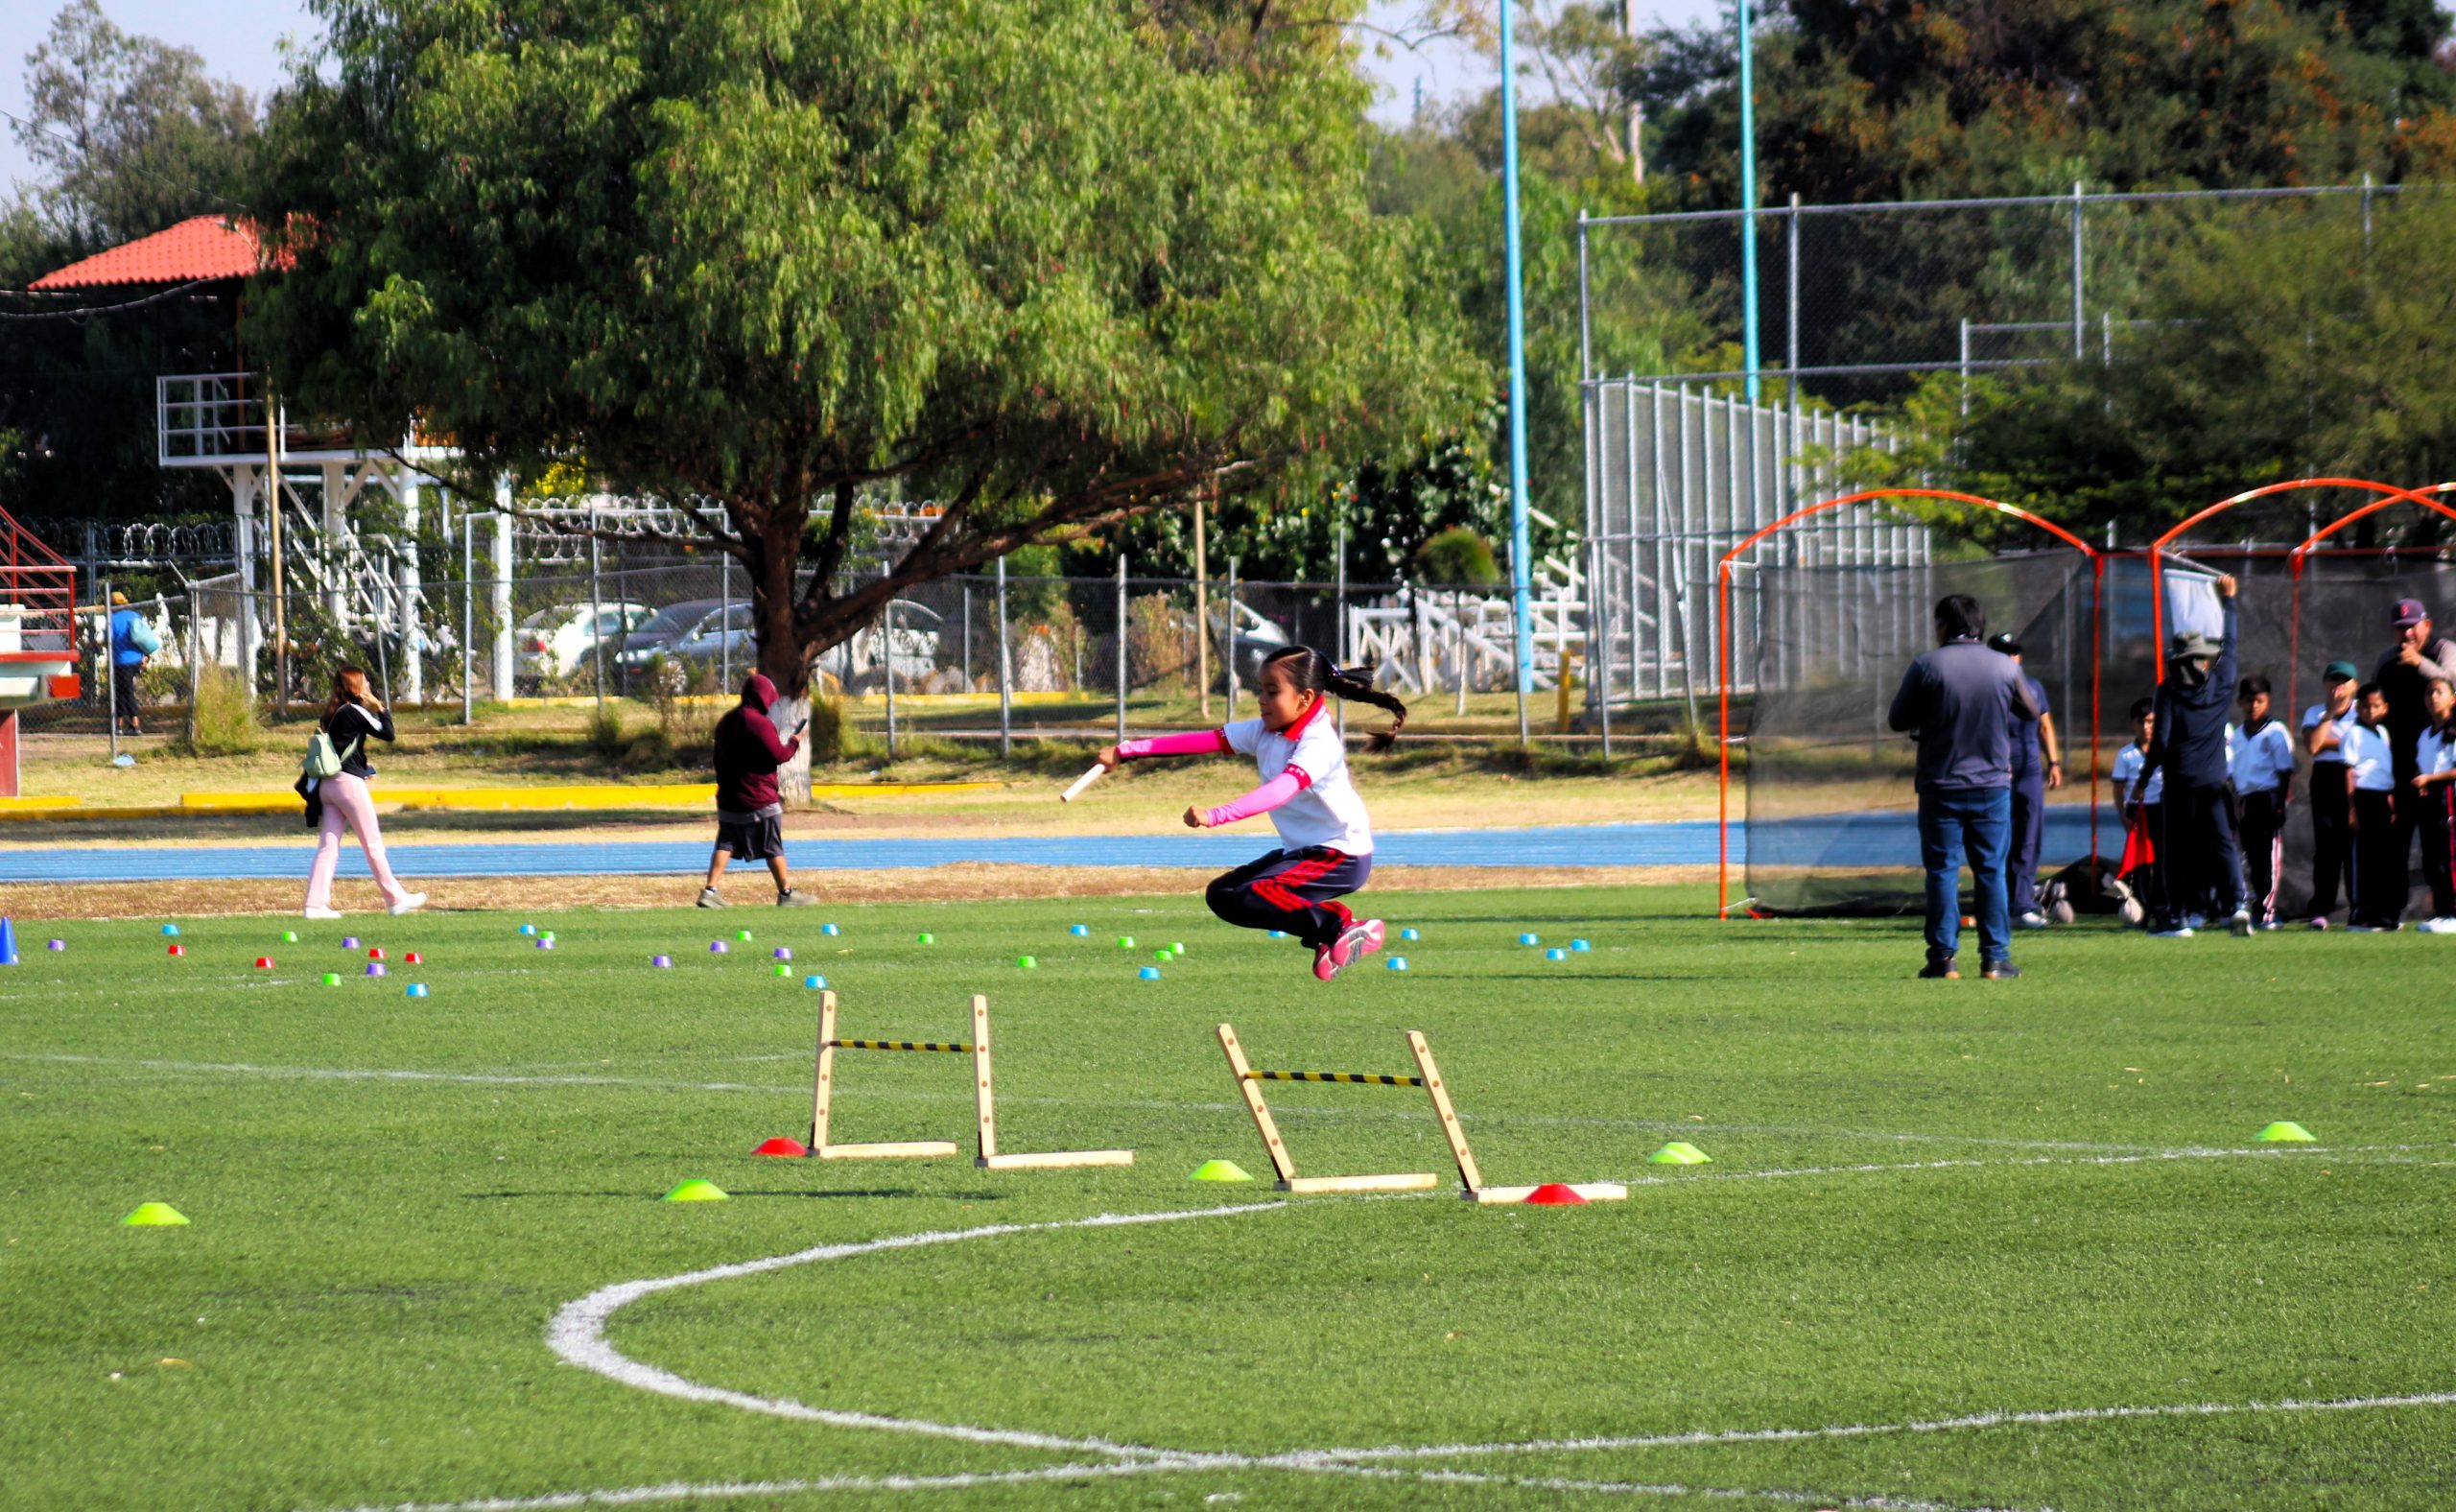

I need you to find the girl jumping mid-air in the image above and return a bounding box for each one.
[1098,646,1406,981]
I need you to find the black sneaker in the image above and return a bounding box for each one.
[1981,960,2021,980]
[1918,957,1959,980]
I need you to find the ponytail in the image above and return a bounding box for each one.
[1262,646,1408,753]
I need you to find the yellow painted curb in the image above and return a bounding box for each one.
[0,795,79,814]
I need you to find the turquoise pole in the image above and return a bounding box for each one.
[1500,0,1535,735]
[1737,0,1760,402]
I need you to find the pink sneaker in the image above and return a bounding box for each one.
[1311,919,1385,982]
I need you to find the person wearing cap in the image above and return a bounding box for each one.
[2137,574,2250,936]
[1887,595,2041,980]
[2371,599,2456,913]
[2300,659,2362,926]
[1986,632,2063,927]
[106,591,160,737]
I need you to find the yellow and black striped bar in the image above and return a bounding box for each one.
[1244,1070,1425,1087]
[825,1038,975,1053]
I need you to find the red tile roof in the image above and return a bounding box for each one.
[29,216,266,290]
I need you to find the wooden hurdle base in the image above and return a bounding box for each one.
[806,991,1132,1169]
[1217,1024,1481,1195]
[1465,1182,1630,1205]
[973,996,1134,1170]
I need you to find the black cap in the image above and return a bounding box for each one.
[1985,632,2020,656]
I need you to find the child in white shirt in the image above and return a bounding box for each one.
[2231,675,2297,928]
[2405,675,2456,932]
[1100,646,1406,981]
[2343,683,2403,929]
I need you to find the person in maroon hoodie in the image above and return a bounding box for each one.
[697,672,816,907]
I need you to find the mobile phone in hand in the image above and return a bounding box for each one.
[791,718,810,737]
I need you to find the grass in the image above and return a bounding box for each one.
[3,885,2451,1511]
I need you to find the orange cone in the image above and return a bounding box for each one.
[753,1137,808,1157]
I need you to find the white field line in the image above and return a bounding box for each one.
[303,1461,1183,1511]
[0,1051,2154,1153]
[534,1167,2456,1512]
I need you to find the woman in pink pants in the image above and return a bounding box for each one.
[299,666,426,920]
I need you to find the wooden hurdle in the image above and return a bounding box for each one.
[1216,1023,1626,1203]
[809,991,1132,1169]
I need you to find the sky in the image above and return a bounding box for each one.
[0,0,1729,205]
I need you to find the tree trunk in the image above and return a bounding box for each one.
[751,516,817,805]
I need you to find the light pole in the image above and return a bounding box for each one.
[1737,0,1761,402]
[1500,0,1536,744]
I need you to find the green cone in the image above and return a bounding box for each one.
[122,1202,189,1226]
[1016,956,1036,968]
[1647,1142,1712,1166]
[661,1179,729,1202]
[1189,1159,1253,1182]
[2255,1121,2316,1143]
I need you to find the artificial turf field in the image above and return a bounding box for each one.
[3,883,2450,1512]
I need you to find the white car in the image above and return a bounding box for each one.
[518,602,651,679]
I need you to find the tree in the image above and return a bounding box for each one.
[245,0,1481,782]
[12,0,256,249]
[0,4,255,526]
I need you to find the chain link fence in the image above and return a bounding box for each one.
[1581,180,2395,412]
[22,552,1667,751]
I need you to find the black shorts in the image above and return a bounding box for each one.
[714,811,785,861]
[112,662,142,717]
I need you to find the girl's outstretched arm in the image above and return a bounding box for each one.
[1188,769,1307,829]
[1102,729,1231,767]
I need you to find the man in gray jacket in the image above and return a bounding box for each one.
[1887,595,2042,980]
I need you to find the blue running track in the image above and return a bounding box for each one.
[0,807,2120,885]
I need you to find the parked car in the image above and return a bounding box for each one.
[612,599,731,690]
[517,602,651,679]
[818,599,944,689]
[671,602,758,673]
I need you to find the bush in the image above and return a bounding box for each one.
[584,703,626,760]
[182,665,262,756]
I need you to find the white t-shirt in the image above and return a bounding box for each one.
[2341,721,2397,792]
[2112,742,2164,806]
[2419,724,2456,779]
[2302,702,2353,766]
[2231,720,2297,795]
[1222,702,1374,855]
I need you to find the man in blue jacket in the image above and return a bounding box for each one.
[2134,574,2248,937]
[1888,595,2042,980]
[107,591,160,738]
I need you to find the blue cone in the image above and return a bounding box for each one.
[0,916,16,967]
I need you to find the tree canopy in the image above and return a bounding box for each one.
[246,0,1482,731]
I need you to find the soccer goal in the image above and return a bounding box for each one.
[2147,480,2456,920]
[1719,489,2105,917]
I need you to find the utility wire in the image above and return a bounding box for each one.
[0,275,218,319]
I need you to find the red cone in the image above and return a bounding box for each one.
[368,947,385,959]
[167,943,185,957]
[753,1137,808,1157]
[404,952,422,964]
[254,957,273,969]
[1523,1183,1588,1205]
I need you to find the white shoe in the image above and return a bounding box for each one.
[2016,910,2048,929]
[2150,926,2195,938]
[2229,910,2253,937]
[2421,917,2456,934]
[387,892,428,916]
[303,907,343,921]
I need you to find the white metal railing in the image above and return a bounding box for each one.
[156,372,443,468]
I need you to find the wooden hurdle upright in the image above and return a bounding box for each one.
[1216,1023,1626,1203]
[810,992,1133,1170]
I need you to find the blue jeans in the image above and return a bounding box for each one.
[1920,787,2013,964]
